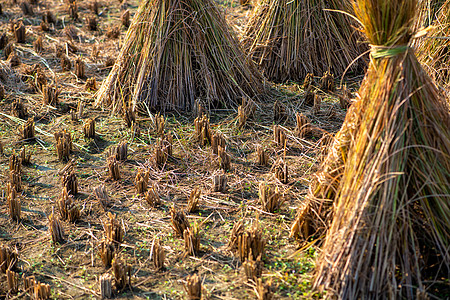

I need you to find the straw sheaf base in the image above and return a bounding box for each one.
[95,0,266,114]
[314,50,450,298]
[290,98,364,241]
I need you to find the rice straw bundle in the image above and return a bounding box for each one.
[415,0,446,28]
[95,0,266,113]
[417,0,450,94]
[243,0,368,82]
[297,0,450,298]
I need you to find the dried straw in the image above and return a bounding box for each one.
[415,0,446,28]
[95,0,266,113]
[243,0,368,82]
[309,0,450,298]
[416,1,450,95]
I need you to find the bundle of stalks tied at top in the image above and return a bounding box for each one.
[243,0,368,82]
[95,0,266,114]
[291,0,450,298]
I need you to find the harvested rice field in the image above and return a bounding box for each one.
[0,0,449,299]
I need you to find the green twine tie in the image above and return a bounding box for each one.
[370,45,409,59]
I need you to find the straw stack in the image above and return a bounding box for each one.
[95,0,266,113]
[243,0,367,82]
[296,0,450,298]
[417,1,450,95]
[415,0,446,28]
